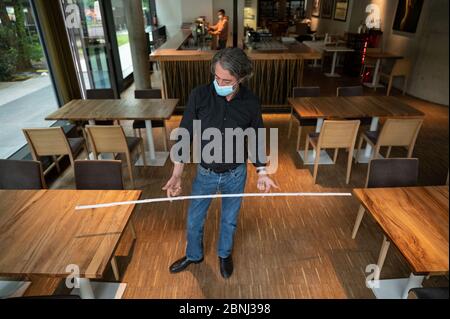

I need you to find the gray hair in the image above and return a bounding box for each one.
[211,48,253,81]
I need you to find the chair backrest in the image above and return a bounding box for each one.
[366,158,419,188]
[377,118,423,147]
[85,125,129,154]
[318,120,360,148]
[0,159,45,189]
[293,86,320,98]
[74,160,124,190]
[337,86,364,97]
[134,89,162,99]
[23,127,72,159]
[86,89,116,99]
[391,58,412,77]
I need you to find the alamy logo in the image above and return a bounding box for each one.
[366,4,381,29]
[64,4,81,29]
[169,120,279,174]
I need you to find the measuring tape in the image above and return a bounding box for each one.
[75,192,352,211]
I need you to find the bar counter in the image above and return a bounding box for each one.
[150,30,321,106]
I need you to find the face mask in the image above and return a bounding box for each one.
[214,79,236,97]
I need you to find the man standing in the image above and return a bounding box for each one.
[163,48,278,279]
[208,9,229,50]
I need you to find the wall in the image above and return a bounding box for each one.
[309,0,354,34]
[349,0,449,105]
[154,0,182,37]
[181,0,213,23]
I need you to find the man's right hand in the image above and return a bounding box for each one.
[162,174,182,198]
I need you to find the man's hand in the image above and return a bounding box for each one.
[162,174,182,197]
[256,174,279,193]
[163,162,185,197]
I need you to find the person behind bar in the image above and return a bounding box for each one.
[163,48,278,279]
[208,9,229,50]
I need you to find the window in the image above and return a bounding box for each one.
[0,0,59,159]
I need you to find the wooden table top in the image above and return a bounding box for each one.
[353,186,449,274]
[0,189,141,278]
[45,98,179,121]
[365,51,403,59]
[289,96,425,119]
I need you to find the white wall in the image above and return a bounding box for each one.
[181,0,213,23]
[349,0,449,105]
[154,0,182,37]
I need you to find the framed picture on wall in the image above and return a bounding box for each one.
[312,0,321,17]
[393,0,424,33]
[334,0,349,21]
[321,0,334,19]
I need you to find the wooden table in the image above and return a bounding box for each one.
[353,186,449,299]
[288,96,425,164]
[363,52,403,89]
[0,189,141,299]
[323,46,354,77]
[46,98,179,166]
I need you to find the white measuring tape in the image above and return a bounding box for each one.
[75,192,352,211]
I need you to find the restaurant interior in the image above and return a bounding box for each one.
[0,0,448,301]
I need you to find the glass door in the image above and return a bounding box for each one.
[61,0,119,97]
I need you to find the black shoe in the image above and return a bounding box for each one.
[219,255,233,279]
[169,256,203,273]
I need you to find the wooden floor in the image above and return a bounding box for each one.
[23,67,449,298]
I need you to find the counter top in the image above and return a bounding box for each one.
[151,30,321,61]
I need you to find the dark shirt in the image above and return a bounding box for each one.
[178,83,266,172]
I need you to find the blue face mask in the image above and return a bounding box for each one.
[214,79,237,97]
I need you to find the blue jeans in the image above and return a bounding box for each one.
[186,164,247,260]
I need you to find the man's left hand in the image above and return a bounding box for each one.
[256,174,279,193]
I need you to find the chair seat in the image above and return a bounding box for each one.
[364,130,380,144]
[126,136,142,151]
[132,120,165,129]
[68,137,85,154]
[293,113,317,126]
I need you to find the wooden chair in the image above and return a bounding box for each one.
[132,89,168,151]
[336,85,364,97]
[287,86,320,151]
[85,125,145,188]
[74,159,136,281]
[351,158,419,279]
[0,159,46,189]
[85,89,117,125]
[304,120,360,184]
[379,58,411,96]
[22,127,85,176]
[355,118,424,163]
[361,47,382,76]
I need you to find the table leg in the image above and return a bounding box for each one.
[325,52,341,77]
[371,273,425,299]
[354,117,383,163]
[299,118,334,165]
[135,120,169,167]
[363,58,385,89]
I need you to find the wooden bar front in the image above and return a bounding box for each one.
[151,31,321,106]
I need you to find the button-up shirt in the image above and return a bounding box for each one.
[178,83,266,172]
